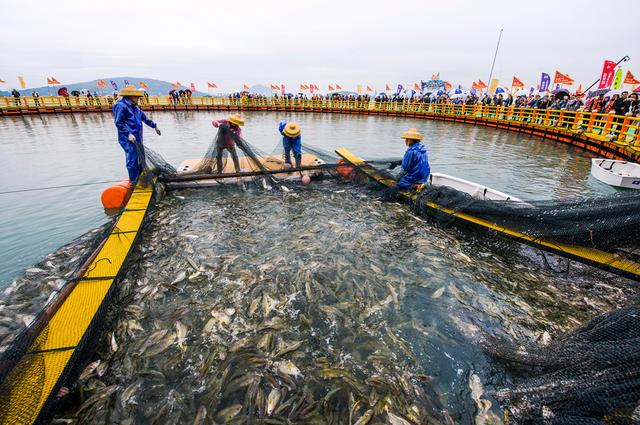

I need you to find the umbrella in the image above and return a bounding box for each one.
[586,88,610,98]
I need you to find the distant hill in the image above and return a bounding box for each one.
[0,77,210,97]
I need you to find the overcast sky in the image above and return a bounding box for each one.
[1,0,639,92]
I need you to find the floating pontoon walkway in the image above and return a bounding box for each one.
[335,148,640,281]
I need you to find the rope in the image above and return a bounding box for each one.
[0,180,121,195]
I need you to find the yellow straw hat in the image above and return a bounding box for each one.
[119,85,144,97]
[401,127,423,141]
[227,114,245,126]
[283,122,301,137]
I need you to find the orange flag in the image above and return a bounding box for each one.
[511,76,525,88]
[243,84,250,90]
[414,83,420,90]
[366,85,373,92]
[335,84,342,90]
[207,82,218,88]
[328,85,335,91]
[444,81,452,90]
[0,78,5,83]
[138,81,149,90]
[477,80,488,89]
[553,71,574,85]
[51,77,61,84]
[385,84,391,91]
[96,80,107,88]
[172,81,182,89]
[624,70,640,85]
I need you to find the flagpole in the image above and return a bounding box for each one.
[487,29,503,94]
[583,55,630,94]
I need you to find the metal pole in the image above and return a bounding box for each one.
[487,29,503,93]
[583,55,630,94]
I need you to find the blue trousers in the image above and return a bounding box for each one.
[119,140,141,183]
[398,173,426,189]
[283,138,302,166]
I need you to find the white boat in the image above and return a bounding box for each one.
[428,172,526,203]
[590,159,640,189]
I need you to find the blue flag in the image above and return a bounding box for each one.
[110,80,119,91]
[396,84,403,95]
[124,79,130,86]
[539,73,550,92]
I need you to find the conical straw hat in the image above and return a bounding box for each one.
[401,127,423,140]
[119,85,144,97]
[283,122,301,137]
[227,114,245,126]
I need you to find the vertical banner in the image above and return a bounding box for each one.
[598,60,616,89]
[612,68,623,90]
[190,82,196,92]
[124,79,130,86]
[310,84,314,94]
[539,73,550,92]
[110,80,119,91]
[396,84,403,95]
[356,84,362,95]
[17,76,26,89]
[488,78,500,95]
[281,84,285,95]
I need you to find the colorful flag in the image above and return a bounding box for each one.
[18,76,26,89]
[512,76,525,88]
[396,84,403,95]
[624,71,640,85]
[190,83,196,92]
[110,80,118,91]
[310,84,315,94]
[124,79,130,86]
[385,84,391,91]
[539,73,551,92]
[172,81,182,89]
[0,79,5,84]
[207,82,218,88]
[299,84,306,90]
[281,84,285,95]
[414,83,420,90]
[613,68,623,90]
[139,81,149,90]
[96,80,107,88]
[335,84,342,90]
[488,78,499,94]
[444,81,452,91]
[366,85,373,92]
[49,77,61,84]
[598,60,616,89]
[477,80,488,89]
[243,84,250,91]
[576,84,583,95]
[471,82,480,90]
[553,71,574,85]
[356,84,362,94]
[328,85,335,91]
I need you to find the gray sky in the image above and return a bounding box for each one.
[1,0,639,92]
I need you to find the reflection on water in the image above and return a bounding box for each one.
[55,185,631,424]
[0,111,614,286]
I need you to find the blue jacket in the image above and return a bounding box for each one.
[401,142,430,183]
[278,121,301,145]
[112,97,156,144]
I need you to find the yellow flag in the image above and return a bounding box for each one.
[488,78,500,95]
[613,68,623,90]
[357,84,362,95]
[18,76,26,89]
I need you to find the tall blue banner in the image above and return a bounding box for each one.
[124,79,130,86]
[539,73,550,92]
[396,84,403,95]
[110,80,119,91]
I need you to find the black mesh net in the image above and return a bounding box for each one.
[479,305,640,424]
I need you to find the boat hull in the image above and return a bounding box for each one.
[590,159,640,189]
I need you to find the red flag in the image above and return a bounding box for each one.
[270,84,276,90]
[190,82,196,92]
[624,70,640,85]
[281,84,285,95]
[335,84,342,90]
[444,81,452,90]
[477,80,488,89]
[50,77,61,84]
[598,60,616,89]
[575,84,583,95]
[413,83,420,90]
[328,85,335,91]
[243,84,249,90]
[366,85,373,92]
[512,76,525,88]
[553,71,574,85]
[207,82,218,88]
[139,81,149,90]
[96,80,106,88]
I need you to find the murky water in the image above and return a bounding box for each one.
[51,183,632,424]
[0,111,617,287]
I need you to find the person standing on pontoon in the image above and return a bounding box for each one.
[112,85,161,185]
[212,114,244,173]
[391,128,430,190]
[278,121,302,168]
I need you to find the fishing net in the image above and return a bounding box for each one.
[479,304,640,424]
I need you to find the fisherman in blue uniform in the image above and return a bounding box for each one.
[112,85,161,184]
[390,127,430,190]
[278,120,302,168]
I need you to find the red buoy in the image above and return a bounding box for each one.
[101,180,132,209]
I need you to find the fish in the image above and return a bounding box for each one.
[354,409,374,425]
[267,388,282,415]
[109,332,118,353]
[214,404,242,422]
[175,321,188,351]
[431,286,445,299]
[274,360,302,378]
